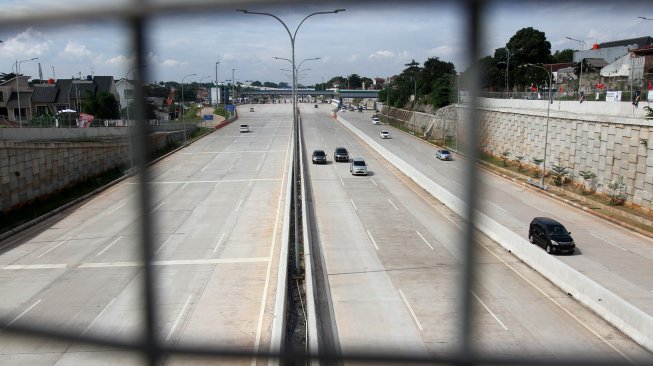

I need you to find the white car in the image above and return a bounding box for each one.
[239,124,249,133]
[436,149,453,160]
[380,131,390,139]
[372,117,380,125]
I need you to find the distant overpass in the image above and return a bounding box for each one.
[240,89,379,99]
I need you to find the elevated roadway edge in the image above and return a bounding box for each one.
[335,113,653,354]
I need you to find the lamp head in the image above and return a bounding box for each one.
[334,9,346,13]
[236,9,248,13]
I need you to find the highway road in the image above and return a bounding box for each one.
[336,106,653,319]
[0,104,292,365]
[300,103,651,361]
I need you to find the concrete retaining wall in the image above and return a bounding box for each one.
[382,100,653,212]
[337,114,653,353]
[1,129,191,213]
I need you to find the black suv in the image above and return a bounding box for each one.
[528,217,575,254]
[334,147,349,162]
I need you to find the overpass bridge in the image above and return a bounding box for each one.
[240,88,379,101]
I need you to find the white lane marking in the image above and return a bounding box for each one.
[179,150,285,155]
[256,163,262,171]
[82,298,116,335]
[3,264,67,270]
[248,181,253,188]
[399,289,423,331]
[97,236,123,256]
[155,234,177,255]
[370,178,377,187]
[212,233,226,253]
[415,231,434,250]
[407,153,416,160]
[449,164,462,171]
[151,201,165,212]
[107,202,127,215]
[166,294,193,341]
[332,164,337,171]
[340,177,345,187]
[591,233,627,251]
[4,299,42,329]
[366,230,379,251]
[77,257,269,268]
[478,243,632,362]
[37,237,72,258]
[252,132,291,365]
[129,178,281,185]
[427,164,435,170]
[350,199,358,211]
[486,200,507,213]
[200,165,208,172]
[521,200,545,212]
[235,199,243,212]
[387,199,399,211]
[472,291,508,331]
[181,182,189,190]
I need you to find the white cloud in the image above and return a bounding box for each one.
[105,54,130,65]
[428,45,456,58]
[2,27,51,58]
[62,41,91,58]
[347,55,359,63]
[161,59,182,67]
[369,50,395,59]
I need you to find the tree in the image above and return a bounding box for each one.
[82,90,120,119]
[263,81,279,88]
[551,49,574,63]
[531,157,544,177]
[550,159,570,186]
[578,170,597,194]
[420,57,456,97]
[361,77,373,89]
[346,74,363,89]
[251,81,262,87]
[328,76,347,89]
[427,74,453,108]
[506,27,551,66]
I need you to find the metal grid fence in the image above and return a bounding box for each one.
[0,1,648,365]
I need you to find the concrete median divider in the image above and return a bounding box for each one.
[336,114,653,353]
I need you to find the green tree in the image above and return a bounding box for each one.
[263,81,279,88]
[82,91,120,119]
[504,27,552,89]
[551,49,574,63]
[347,74,363,89]
[427,74,453,108]
[550,159,570,186]
[251,81,262,87]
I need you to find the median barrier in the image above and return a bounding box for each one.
[336,114,653,352]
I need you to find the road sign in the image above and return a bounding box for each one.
[226,104,235,112]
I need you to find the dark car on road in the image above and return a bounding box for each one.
[528,217,575,254]
[334,147,349,162]
[312,149,327,164]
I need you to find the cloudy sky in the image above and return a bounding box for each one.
[0,0,652,85]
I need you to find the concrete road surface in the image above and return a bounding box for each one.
[300,103,651,362]
[0,104,292,365]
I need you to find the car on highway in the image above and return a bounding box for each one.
[436,149,453,160]
[350,158,368,176]
[240,124,249,133]
[249,107,254,112]
[528,217,575,254]
[334,147,349,162]
[380,131,390,139]
[372,117,380,125]
[311,149,327,164]
[314,104,318,108]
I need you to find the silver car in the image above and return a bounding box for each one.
[350,158,368,175]
[436,149,453,160]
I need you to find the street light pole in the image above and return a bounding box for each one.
[14,57,38,128]
[504,47,511,94]
[181,73,196,144]
[566,36,586,99]
[527,63,553,189]
[215,61,220,105]
[237,8,345,127]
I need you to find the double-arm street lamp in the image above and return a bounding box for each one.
[503,47,512,93]
[566,36,586,98]
[13,57,38,128]
[237,9,345,126]
[525,63,553,189]
[275,56,320,101]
